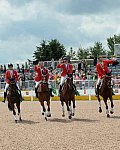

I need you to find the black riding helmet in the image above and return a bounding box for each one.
[8,63,13,68]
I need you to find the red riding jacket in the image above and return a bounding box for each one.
[57,63,73,77]
[6,70,19,84]
[34,65,49,82]
[96,59,115,78]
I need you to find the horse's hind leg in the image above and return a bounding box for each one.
[104,99,110,118]
[46,100,51,117]
[65,101,71,119]
[109,96,114,114]
[98,96,102,113]
[61,100,65,117]
[16,102,22,121]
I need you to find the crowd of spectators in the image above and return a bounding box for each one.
[0,60,120,90]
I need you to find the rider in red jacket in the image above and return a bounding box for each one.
[96,56,119,96]
[34,60,54,98]
[2,63,22,102]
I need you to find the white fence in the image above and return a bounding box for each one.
[0,79,120,92]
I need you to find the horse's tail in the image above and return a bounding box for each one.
[8,102,13,111]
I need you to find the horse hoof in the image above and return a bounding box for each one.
[69,116,72,119]
[15,120,17,123]
[72,113,75,116]
[19,118,22,121]
[99,108,102,113]
[45,117,47,121]
[42,112,44,115]
[47,114,51,117]
[62,114,65,117]
[107,114,110,118]
[110,111,114,114]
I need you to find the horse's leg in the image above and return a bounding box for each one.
[98,96,102,113]
[72,98,76,116]
[41,101,47,121]
[104,99,110,118]
[69,100,72,116]
[65,101,71,119]
[109,96,114,114]
[12,104,17,123]
[46,100,51,117]
[61,100,65,117]
[16,102,22,121]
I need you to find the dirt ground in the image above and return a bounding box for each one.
[0,100,120,150]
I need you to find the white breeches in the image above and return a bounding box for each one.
[35,81,40,88]
[60,75,67,86]
[35,81,51,89]
[96,78,102,88]
[4,83,20,92]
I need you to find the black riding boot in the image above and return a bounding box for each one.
[59,85,62,95]
[35,88,38,98]
[18,90,24,101]
[96,85,99,97]
[50,88,54,97]
[2,92,7,103]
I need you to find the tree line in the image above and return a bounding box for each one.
[33,34,120,61]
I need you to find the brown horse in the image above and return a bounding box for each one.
[60,75,76,119]
[7,81,22,123]
[37,75,51,121]
[95,75,114,117]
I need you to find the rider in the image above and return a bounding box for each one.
[96,56,119,96]
[2,63,22,103]
[34,61,54,98]
[57,57,77,95]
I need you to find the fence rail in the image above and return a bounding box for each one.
[0,79,120,90]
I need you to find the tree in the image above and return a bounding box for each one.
[107,34,120,55]
[68,47,77,60]
[77,47,89,60]
[33,39,66,61]
[89,42,106,59]
[48,39,66,61]
[33,40,50,61]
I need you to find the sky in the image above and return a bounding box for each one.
[0,0,120,65]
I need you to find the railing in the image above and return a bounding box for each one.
[0,79,120,90]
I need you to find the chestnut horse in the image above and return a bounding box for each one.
[95,75,114,117]
[37,75,51,121]
[7,81,22,123]
[60,75,76,119]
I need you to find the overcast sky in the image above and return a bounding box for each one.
[0,0,120,65]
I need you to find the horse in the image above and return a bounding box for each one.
[7,81,22,123]
[95,75,114,117]
[60,75,76,119]
[37,75,51,121]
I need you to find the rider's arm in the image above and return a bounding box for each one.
[104,60,114,73]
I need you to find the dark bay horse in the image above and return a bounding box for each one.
[60,75,75,119]
[95,75,114,117]
[7,81,22,123]
[37,75,51,121]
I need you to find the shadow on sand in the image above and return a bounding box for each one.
[18,119,39,124]
[48,117,99,123]
[110,116,120,119]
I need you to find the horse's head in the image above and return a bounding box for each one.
[66,74,73,85]
[9,80,18,92]
[38,75,49,93]
[103,75,111,87]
